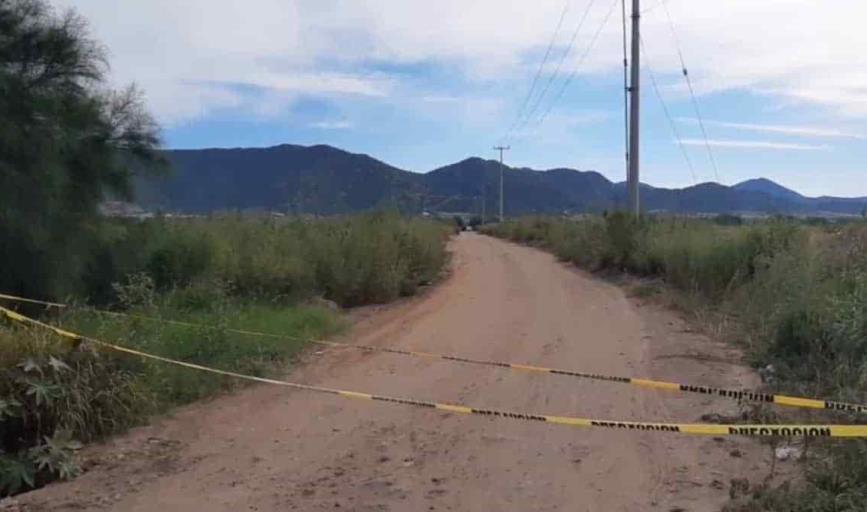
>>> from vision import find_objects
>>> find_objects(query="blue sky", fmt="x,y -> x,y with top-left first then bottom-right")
56,0 -> 867,197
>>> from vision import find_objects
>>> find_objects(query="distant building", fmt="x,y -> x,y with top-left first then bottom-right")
98,201 -> 154,220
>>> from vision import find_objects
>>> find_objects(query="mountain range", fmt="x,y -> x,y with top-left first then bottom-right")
134,143 -> 867,217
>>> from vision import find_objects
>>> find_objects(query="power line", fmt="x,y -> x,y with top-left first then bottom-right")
524,0 -> 619,138
640,35 -> 698,185
640,0 -> 669,15
621,0 -> 629,176
508,0 -> 598,142
501,0 -> 572,144
660,0 -> 720,183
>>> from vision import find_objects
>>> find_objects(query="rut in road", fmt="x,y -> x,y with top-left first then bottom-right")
8,233 -> 774,511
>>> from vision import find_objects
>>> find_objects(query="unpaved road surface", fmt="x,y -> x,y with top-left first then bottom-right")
8,233 -> 774,511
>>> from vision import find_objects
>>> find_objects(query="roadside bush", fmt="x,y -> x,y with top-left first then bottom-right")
146,228 -> 215,291
0,326 -> 147,496
304,213 -> 448,306
601,212 -> 641,269
486,216 -> 802,301
65,213 -> 451,307
725,442 -> 867,511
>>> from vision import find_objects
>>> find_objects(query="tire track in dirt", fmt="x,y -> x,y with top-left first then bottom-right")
5,233 -> 773,511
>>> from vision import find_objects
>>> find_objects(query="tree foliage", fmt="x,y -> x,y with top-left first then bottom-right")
0,0 -> 163,300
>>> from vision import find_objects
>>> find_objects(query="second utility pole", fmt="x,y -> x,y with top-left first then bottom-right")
493,145 -> 510,222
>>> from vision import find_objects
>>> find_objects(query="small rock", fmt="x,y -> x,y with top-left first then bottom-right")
758,364 -> 776,384
775,446 -> 802,461
729,449 -> 742,458
700,413 -> 728,423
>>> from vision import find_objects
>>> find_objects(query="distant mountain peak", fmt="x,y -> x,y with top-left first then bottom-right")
733,178 -> 804,201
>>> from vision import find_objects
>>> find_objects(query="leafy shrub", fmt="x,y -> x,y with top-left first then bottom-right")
112,272 -> 157,309
0,326 -> 147,496
602,212 -> 641,269
146,229 -> 215,290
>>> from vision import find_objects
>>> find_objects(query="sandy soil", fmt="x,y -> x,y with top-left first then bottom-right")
5,233 -> 777,511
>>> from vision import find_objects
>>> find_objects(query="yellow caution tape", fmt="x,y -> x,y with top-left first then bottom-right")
2,304 -> 866,438
2,293 -> 866,415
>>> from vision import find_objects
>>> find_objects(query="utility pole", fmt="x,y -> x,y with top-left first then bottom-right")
627,0 -> 641,216
493,145 -> 510,222
481,185 -> 486,223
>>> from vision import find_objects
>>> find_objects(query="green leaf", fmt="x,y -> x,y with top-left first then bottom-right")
24,380 -> 62,407
0,398 -> 22,420
0,455 -> 36,494
27,432 -> 82,480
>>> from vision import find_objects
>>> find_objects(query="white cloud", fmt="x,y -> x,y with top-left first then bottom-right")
635,0 -> 867,117
311,120 -> 353,130
677,118 -> 867,140
51,0 -> 867,124
245,72 -> 391,97
680,139 -> 830,151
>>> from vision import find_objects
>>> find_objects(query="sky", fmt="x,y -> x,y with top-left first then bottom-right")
53,0 -> 867,197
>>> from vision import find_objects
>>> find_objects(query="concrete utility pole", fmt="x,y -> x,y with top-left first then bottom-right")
493,145 -> 510,222
481,186 -> 486,222
627,0 -> 641,216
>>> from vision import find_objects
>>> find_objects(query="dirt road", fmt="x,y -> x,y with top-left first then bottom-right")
9,233 -> 773,511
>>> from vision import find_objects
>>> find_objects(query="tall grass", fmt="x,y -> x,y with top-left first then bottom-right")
1,212 -> 451,495
483,214 -> 799,301
83,212 -> 450,307
484,215 -> 867,510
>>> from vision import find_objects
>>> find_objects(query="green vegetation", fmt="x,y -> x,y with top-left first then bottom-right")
0,0 -> 164,303
0,1 -> 453,495
483,215 -> 867,511
61,296 -> 343,407
0,295 -> 343,495
82,213 -> 449,307
0,0 -> 161,493
0,213 -> 450,496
